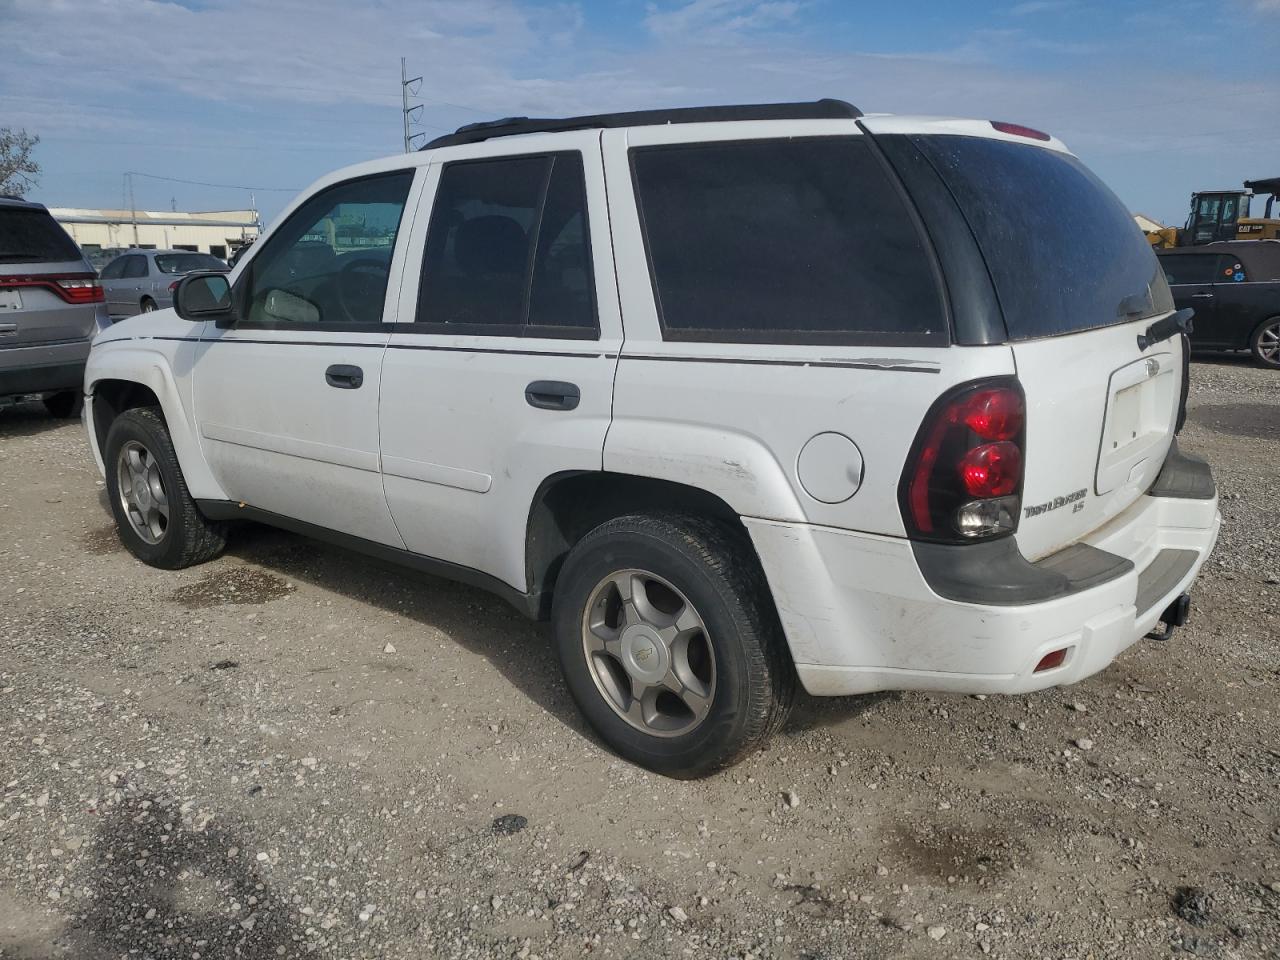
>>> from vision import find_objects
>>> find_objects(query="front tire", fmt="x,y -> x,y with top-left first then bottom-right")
551,513 -> 794,778
1250,317 -> 1280,369
104,406 -> 226,569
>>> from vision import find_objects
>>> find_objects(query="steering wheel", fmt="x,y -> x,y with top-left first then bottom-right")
335,257 -> 391,324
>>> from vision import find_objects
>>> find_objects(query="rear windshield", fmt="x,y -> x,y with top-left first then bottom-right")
154,253 -> 227,274
630,137 -> 946,345
909,135 -> 1173,340
0,206 -> 82,263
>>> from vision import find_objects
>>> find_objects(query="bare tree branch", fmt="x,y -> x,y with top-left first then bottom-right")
0,128 -> 41,197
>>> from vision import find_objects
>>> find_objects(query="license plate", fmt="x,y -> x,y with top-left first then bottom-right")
0,289 -> 22,312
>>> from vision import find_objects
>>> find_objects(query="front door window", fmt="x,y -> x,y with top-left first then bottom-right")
241,171 -> 414,327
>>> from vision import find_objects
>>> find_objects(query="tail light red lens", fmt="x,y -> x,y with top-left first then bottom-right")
899,379 -> 1026,543
0,273 -> 104,304
169,280 -> 181,293
959,441 -> 1021,498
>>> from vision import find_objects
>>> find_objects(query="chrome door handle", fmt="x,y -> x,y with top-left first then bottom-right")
1191,292 -> 1214,299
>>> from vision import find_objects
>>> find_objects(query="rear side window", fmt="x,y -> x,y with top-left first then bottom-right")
908,135 -> 1173,340
1158,254 -> 1219,286
630,137 -> 946,345
416,152 -> 597,338
0,207 -> 82,262
122,255 -> 149,279
155,253 -> 226,274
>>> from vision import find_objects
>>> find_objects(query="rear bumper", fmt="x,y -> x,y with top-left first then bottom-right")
0,340 -> 90,397
746,469 -> 1219,697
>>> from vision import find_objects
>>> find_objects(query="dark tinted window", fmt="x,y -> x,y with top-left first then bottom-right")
630,137 -> 945,344
155,253 -> 227,274
416,152 -> 596,337
909,135 -> 1173,340
244,171 -> 413,326
0,207 -> 81,262
1158,254 -> 1219,286
1215,255 -> 1247,283
123,255 -> 149,279
99,257 -> 126,280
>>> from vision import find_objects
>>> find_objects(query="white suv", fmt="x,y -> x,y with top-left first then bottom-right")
83,100 -> 1220,777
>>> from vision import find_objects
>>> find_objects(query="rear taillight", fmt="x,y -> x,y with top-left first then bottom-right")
0,273 -> 104,304
168,280 -> 181,293
899,379 -> 1026,543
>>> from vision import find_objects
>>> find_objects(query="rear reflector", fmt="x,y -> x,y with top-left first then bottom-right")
0,273 -> 104,304
990,120 -> 1051,142
1034,648 -> 1068,672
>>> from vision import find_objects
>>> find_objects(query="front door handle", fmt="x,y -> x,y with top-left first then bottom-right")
1191,292 -> 1214,299
325,364 -> 364,389
525,380 -> 580,411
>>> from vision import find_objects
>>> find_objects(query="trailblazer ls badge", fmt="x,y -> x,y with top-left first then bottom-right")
1023,487 -> 1088,519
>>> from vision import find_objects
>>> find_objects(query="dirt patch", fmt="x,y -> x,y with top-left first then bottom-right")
79,525 -> 122,556
888,822 -> 1023,883
168,566 -> 293,609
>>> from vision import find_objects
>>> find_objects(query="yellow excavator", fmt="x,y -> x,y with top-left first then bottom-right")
1141,177 -> 1280,248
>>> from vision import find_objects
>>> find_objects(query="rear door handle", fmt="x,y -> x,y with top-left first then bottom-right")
1191,292 -> 1214,299
525,380 -> 580,410
325,364 -> 364,389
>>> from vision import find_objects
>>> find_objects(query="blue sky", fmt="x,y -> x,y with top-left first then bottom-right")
2,0 -> 1278,225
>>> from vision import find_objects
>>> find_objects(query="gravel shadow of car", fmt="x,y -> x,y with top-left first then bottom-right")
222,523 -> 590,738
0,402 -> 72,440
17,793 -> 297,960
1187,402 -> 1279,441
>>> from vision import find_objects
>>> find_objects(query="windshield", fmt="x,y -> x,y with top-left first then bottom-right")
909,135 -> 1173,340
0,207 -> 82,262
154,253 -> 227,274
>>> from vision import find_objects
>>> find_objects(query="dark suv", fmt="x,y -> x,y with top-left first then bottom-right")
0,196 -> 107,416
1157,241 -> 1280,368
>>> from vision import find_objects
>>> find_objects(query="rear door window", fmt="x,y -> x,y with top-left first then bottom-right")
416,152 -> 597,338
629,137 -> 946,345
1159,254 -> 1219,286
0,206 -> 82,262
1215,255 -> 1247,283
123,255 -> 149,279
905,135 -> 1173,340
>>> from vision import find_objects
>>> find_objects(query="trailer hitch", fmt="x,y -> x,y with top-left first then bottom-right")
1145,593 -> 1191,642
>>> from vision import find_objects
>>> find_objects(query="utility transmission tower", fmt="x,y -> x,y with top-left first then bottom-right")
400,57 -> 424,153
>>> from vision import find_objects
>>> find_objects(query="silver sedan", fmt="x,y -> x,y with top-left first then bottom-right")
98,249 -> 228,320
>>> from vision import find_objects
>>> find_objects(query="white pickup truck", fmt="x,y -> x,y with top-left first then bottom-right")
83,100 -> 1220,777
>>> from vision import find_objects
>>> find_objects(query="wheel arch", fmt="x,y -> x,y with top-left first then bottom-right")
523,471 -> 757,619
86,347 -> 227,500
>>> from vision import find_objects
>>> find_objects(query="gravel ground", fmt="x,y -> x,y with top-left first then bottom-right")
0,356 -> 1277,960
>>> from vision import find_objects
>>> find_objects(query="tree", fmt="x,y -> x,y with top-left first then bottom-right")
0,128 -> 41,197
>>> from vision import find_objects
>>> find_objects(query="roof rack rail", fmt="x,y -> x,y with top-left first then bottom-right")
421,98 -> 862,150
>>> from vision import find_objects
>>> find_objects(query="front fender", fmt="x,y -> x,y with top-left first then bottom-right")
85,341 -> 228,502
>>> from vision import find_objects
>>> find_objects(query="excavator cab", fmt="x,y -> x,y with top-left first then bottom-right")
1180,189 -> 1250,245
1238,178 -> 1280,240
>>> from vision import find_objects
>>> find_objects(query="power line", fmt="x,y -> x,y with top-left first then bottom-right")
124,170 -> 300,192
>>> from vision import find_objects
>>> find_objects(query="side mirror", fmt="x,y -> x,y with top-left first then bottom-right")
173,272 -> 233,322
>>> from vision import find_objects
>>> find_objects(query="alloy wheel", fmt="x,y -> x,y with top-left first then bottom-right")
116,440 -> 169,544
581,569 -> 716,738
1258,321 -> 1280,365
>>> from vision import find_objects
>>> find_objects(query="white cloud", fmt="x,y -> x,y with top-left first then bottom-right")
644,0 -> 803,42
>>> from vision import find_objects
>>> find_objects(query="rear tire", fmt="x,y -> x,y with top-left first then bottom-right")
551,513 -> 794,778
1250,317 -> 1280,369
141,298 -> 157,313
104,406 -> 226,569
42,391 -> 82,419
